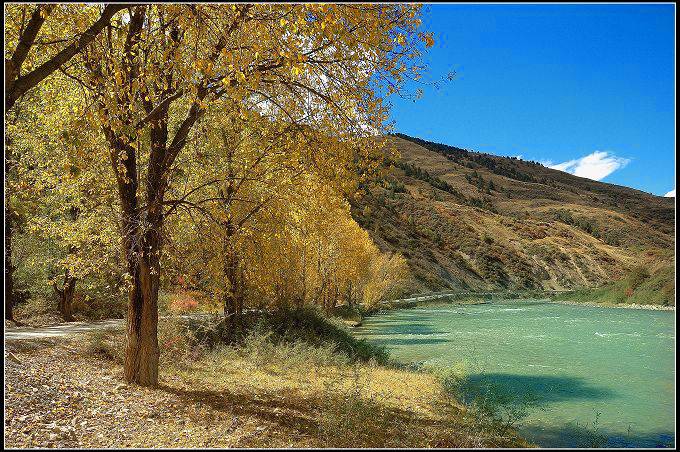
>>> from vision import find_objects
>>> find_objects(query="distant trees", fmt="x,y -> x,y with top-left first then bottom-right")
551,209 -> 624,246
4,4 -> 126,321
389,159 -> 498,213
392,160 -> 463,199
552,209 -> 600,238
395,133 -> 538,183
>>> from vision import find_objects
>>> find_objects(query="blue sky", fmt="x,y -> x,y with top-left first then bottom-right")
389,3 -> 676,197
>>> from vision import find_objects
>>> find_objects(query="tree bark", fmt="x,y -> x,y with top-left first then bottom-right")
109,131 -> 162,387
120,157 -> 165,386
123,230 -> 161,387
54,270 -> 76,322
222,220 -> 244,324
120,188 -> 162,386
346,281 -> 354,309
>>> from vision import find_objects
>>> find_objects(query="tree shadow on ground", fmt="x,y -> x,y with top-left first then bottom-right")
158,378 -> 517,448
160,383 -> 320,438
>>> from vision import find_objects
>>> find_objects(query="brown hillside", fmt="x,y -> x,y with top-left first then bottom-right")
351,135 -> 675,295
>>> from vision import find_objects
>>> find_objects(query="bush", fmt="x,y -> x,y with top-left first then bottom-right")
625,266 -> 649,291
219,329 -> 349,370
168,291 -> 200,313
258,306 -> 390,364
163,306 -> 390,365
13,296 -> 61,325
73,293 -> 125,320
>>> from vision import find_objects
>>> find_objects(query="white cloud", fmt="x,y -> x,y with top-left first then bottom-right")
664,189 -> 675,197
548,151 -> 631,181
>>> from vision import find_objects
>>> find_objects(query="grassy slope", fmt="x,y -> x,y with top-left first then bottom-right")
351,135 -> 674,304
554,250 -> 675,306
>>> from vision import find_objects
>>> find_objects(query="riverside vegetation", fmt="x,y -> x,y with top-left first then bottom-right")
5,307 -> 530,448
3,3 -> 674,449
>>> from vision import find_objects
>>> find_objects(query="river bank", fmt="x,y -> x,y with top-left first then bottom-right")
546,298 -> 675,311
352,300 -> 676,448
4,308 -> 530,448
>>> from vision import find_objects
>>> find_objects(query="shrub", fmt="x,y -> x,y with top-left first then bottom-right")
73,293 -> 125,320
318,367 -> 409,447
13,296 -> 61,325
226,329 -> 349,370
168,291 -> 199,313
261,306 -> 390,364
625,266 -> 649,290
162,306 -> 390,365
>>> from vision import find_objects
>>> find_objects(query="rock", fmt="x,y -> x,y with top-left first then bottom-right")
115,383 -> 127,391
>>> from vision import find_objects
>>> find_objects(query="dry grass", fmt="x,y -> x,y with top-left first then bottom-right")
353,135 -> 674,293
4,316 -> 530,448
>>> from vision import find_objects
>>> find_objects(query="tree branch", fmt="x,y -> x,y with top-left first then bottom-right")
6,4 -> 126,111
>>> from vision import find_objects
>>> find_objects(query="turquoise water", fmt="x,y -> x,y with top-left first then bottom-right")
353,300 -> 675,448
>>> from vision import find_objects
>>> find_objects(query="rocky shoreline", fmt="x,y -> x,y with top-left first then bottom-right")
547,299 -> 675,311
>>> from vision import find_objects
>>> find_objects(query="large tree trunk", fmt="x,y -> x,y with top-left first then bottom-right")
123,242 -> 160,387
54,270 -> 76,322
113,133 -> 162,387
122,205 -> 162,387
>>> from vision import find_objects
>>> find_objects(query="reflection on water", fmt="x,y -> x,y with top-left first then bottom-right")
353,300 -> 675,448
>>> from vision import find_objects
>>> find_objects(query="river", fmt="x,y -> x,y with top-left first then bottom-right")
353,299 -> 675,448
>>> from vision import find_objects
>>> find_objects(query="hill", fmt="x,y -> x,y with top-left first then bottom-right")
351,134 -> 675,304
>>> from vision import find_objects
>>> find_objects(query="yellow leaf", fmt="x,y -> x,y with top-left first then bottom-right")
424,34 -> 435,48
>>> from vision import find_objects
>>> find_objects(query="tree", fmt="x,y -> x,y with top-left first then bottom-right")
164,105 -> 309,322
7,76 -> 121,323
4,3 -> 126,111
58,3 -> 431,386
4,4 -> 125,321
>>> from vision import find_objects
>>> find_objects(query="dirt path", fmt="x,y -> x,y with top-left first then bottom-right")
4,313 -> 220,342
4,319 -> 124,341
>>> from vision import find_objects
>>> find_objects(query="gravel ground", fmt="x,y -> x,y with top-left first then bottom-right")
4,340 -> 314,448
